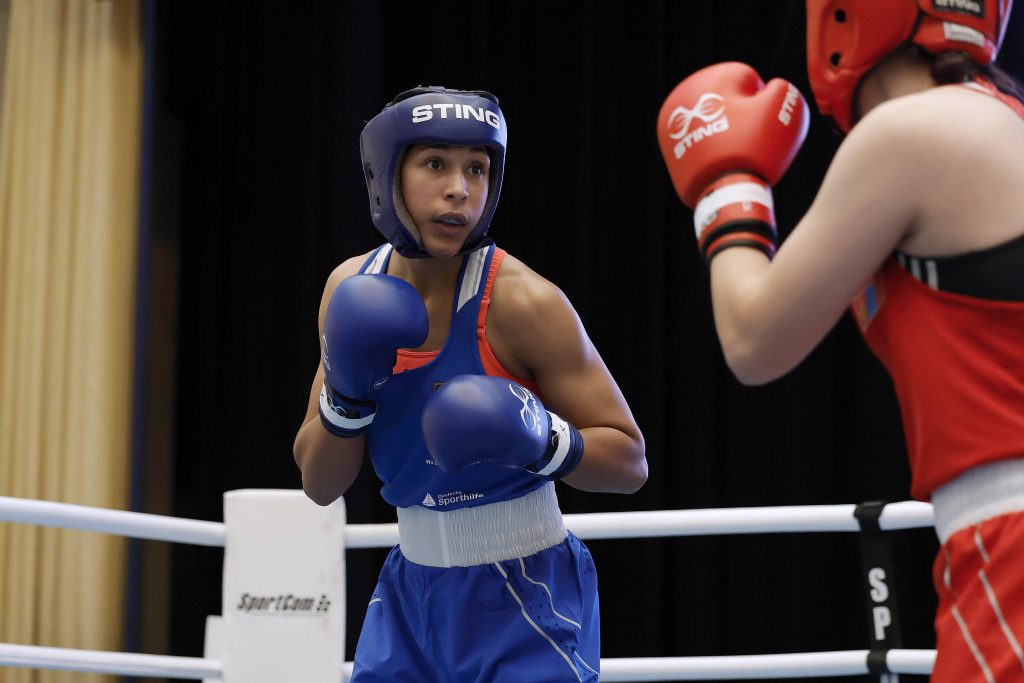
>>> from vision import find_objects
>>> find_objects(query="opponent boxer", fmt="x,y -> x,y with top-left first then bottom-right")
657,2 -> 1024,680
294,86 -> 646,682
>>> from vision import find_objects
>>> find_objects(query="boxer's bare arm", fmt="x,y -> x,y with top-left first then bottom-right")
293,254 -> 374,506
708,97 -> 933,384
486,255 -> 647,494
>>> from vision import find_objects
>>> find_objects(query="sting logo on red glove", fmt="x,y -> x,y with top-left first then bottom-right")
666,92 -> 728,159
657,62 -> 810,263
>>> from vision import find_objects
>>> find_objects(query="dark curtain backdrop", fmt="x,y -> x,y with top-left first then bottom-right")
145,2 -> 1024,681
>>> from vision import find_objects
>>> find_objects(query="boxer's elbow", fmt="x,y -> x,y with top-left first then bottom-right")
721,335 -> 790,386
298,462 -> 357,507
609,430 -> 648,494
304,488 -> 338,507
625,431 -> 648,493
293,431 -> 359,506
622,455 -> 648,494
296,457 -> 341,506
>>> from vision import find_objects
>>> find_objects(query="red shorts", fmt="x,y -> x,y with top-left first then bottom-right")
932,510 -> 1024,682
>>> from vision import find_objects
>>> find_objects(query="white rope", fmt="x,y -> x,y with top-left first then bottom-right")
1,643 -> 934,680
0,643 -> 220,679
596,649 -> 937,680
0,496 -> 225,546
1,495 -> 934,549
886,648 -> 937,674
345,522 -> 400,548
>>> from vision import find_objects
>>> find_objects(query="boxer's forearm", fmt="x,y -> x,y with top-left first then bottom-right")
560,426 -> 647,494
293,417 -> 365,506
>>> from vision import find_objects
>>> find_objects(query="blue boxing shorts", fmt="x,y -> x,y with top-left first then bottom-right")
350,530 -> 599,682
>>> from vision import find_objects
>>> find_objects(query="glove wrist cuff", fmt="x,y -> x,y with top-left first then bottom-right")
527,412 -> 584,481
694,173 -> 777,263
318,383 -> 377,438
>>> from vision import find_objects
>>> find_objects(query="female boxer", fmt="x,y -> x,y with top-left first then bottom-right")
658,2 -> 1024,680
295,86 -> 646,682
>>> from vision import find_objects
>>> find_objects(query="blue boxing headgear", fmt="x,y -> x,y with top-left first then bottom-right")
360,86 -> 507,258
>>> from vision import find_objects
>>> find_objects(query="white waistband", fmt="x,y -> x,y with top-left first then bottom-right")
396,483 -> 567,567
931,458 -> 1024,544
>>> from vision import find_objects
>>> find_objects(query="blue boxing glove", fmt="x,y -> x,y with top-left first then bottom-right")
319,274 -> 429,437
421,375 -> 584,480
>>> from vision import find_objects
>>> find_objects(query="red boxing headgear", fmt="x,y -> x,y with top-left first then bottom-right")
807,0 -> 1013,132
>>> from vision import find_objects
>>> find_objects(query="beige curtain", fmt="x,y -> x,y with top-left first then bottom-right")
0,1 -> 142,681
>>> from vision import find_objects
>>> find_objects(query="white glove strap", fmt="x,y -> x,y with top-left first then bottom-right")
534,411 -> 572,477
319,384 -> 375,431
693,181 -> 774,239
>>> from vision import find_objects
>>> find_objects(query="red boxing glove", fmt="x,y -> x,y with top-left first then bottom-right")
657,62 -> 809,262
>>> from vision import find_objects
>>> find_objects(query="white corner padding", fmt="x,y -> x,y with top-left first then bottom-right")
204,490 -> 346,682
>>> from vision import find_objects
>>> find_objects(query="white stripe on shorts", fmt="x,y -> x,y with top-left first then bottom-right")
974,530 -> 1024,671
951,604 -> 996,683
494,562 -> 582,682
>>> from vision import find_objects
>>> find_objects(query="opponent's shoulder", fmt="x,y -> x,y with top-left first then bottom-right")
824,86 -> 1004,211
848,85 -> 1023,161
913,83 -> 1024,126
841,94 -> 943,160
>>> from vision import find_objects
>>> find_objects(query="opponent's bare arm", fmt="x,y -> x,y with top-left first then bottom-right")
293,253 -> 373,505
708,97 -> 937,384
487,256 -> 647,493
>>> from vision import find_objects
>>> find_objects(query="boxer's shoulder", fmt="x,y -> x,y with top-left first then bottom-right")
319,253 -> 378,327
850,86 -> 1022,160
486,253 -> 584,380
489,254 -> 573,329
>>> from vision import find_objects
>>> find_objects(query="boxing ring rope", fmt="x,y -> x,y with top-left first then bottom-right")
0,643 -> 937,680
0,495 -> 934,546
0,494 -> 937,680
0,495 -> 225,546
0,643 -> 222,679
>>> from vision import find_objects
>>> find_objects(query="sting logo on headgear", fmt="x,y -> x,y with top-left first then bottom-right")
666,93 -> 730,159
933,0 -> 985,18
359,86 -> 508,259
410,103 -> 502,129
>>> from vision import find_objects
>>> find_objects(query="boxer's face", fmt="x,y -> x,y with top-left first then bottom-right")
399,143 -> 490,259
